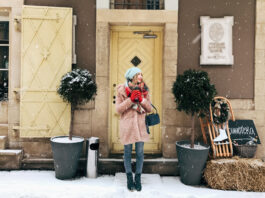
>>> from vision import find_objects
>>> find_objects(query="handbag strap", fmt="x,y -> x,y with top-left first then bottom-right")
151,103 -> 158,113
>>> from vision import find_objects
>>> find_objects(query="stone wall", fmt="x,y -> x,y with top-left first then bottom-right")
1,1 -> 264,163
251,0 -> 265,159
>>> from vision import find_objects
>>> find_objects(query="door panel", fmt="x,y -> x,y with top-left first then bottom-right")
20,6 -> 72,137
110,26 -> 163,153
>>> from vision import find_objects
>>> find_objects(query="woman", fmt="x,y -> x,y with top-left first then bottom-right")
115,67 -> 152,191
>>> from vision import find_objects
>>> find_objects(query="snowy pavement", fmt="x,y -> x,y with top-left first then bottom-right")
0,171 -> 264,198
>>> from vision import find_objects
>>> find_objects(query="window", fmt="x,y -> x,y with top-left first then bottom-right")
0,13 -> 9,101
110,0 -> 164,10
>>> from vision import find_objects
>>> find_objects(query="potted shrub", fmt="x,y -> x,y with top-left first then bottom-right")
50,68 -> 97,179
172,69 -> 216,185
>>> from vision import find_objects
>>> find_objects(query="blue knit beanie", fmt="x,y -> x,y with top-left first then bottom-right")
125,67 -> 142,81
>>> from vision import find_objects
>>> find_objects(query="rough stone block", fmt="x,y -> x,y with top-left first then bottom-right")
7,106 -> 19,124
162,142 -> 177,158
164,46 -> 178,60
22,141 -> 52,158
97,10 -> 178,24
163,126 -> 189,144
255,63 -> 265,80
0,136 -> 7,149
0,149 -> 23,170
164,28 -> 178,47
229,99 -> 254,110
256,24 -> 262,34
77,100 -> 95,110
163,76 -> 176,93
99,142 -> 110,158
256,34 -> 265,49
255,79 -> 265,96
255,50 -> 264,64
163,58 -> 177,77
73,109 -> 91,124
233,110 -> 265,127
165,23 -> 178,32
0,127 -> 8,136
96,23 -> 109,77
257,24 -> 265,34
73,123 -> 92,139
163,91 -> 176,110
92,77 -> 109,131
91,124 -> 108,144
163,109 -> 191,127
256,6 -> 265,24
255,96 -> 265,110
0,102 -> 8,123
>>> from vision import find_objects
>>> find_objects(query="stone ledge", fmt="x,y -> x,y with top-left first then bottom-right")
21,157 -> 179,176
0,149 -> 23,170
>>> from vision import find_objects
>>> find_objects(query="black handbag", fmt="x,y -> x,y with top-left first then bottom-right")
145,104 -> 160,134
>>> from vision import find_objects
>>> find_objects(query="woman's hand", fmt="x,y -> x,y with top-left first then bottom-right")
136,91 -> 143,102
130,90 -> 142,102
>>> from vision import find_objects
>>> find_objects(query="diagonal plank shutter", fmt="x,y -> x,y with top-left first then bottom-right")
20,6 -> 72,137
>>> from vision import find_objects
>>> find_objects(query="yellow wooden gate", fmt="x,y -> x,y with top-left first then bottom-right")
20,6 -> 72,137
110,26 -> 163,153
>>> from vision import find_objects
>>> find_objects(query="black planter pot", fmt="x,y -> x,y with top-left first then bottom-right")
176,140 -> 210,185
50,136 -> 84,180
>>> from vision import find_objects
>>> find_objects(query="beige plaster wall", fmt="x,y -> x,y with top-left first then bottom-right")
96,9 -> 178,157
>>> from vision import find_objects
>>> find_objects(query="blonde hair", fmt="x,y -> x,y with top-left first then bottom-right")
130,73 -> 149,91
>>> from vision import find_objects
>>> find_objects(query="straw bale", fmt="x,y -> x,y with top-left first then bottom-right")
204,157 -> 265,192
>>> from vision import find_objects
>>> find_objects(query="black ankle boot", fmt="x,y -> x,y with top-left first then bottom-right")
126,173 -> 134,191
134,173 -> 142,191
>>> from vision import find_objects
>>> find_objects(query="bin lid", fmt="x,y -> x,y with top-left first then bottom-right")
87,137 -> 99,143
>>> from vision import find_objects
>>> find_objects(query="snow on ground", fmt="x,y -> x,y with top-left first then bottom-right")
0,171 -> 264,198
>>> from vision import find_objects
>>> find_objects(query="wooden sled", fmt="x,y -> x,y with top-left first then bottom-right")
199,96 -> 235,158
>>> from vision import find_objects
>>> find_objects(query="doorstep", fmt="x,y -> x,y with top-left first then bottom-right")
21,157 -> 179,176
99,157 -> 179,176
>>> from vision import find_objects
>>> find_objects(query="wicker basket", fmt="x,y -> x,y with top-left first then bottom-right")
233,144 -> 257,158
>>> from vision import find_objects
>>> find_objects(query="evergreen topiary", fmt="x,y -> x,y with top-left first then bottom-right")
57,68 -> 97,140
172,69 -> 216,148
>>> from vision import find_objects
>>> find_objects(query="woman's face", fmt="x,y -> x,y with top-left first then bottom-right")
132,73 -> 143,84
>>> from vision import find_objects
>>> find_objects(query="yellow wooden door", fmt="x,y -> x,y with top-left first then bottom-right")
20,6 -> 72,137
110,26 -> 163,153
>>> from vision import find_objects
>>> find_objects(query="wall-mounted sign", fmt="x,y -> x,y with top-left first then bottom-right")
200,16 -> 234,65
229,120 -> 261,145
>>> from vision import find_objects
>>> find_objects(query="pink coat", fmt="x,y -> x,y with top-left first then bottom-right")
115,84 -> 152,145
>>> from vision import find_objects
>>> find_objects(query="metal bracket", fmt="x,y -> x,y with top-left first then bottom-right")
14,16 -> 21,32
13,126 -> 50,131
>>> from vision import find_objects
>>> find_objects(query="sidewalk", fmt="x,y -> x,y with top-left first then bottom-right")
0,171 -> 264,198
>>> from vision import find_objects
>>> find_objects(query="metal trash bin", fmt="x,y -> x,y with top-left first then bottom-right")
86,137 -> 99,178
